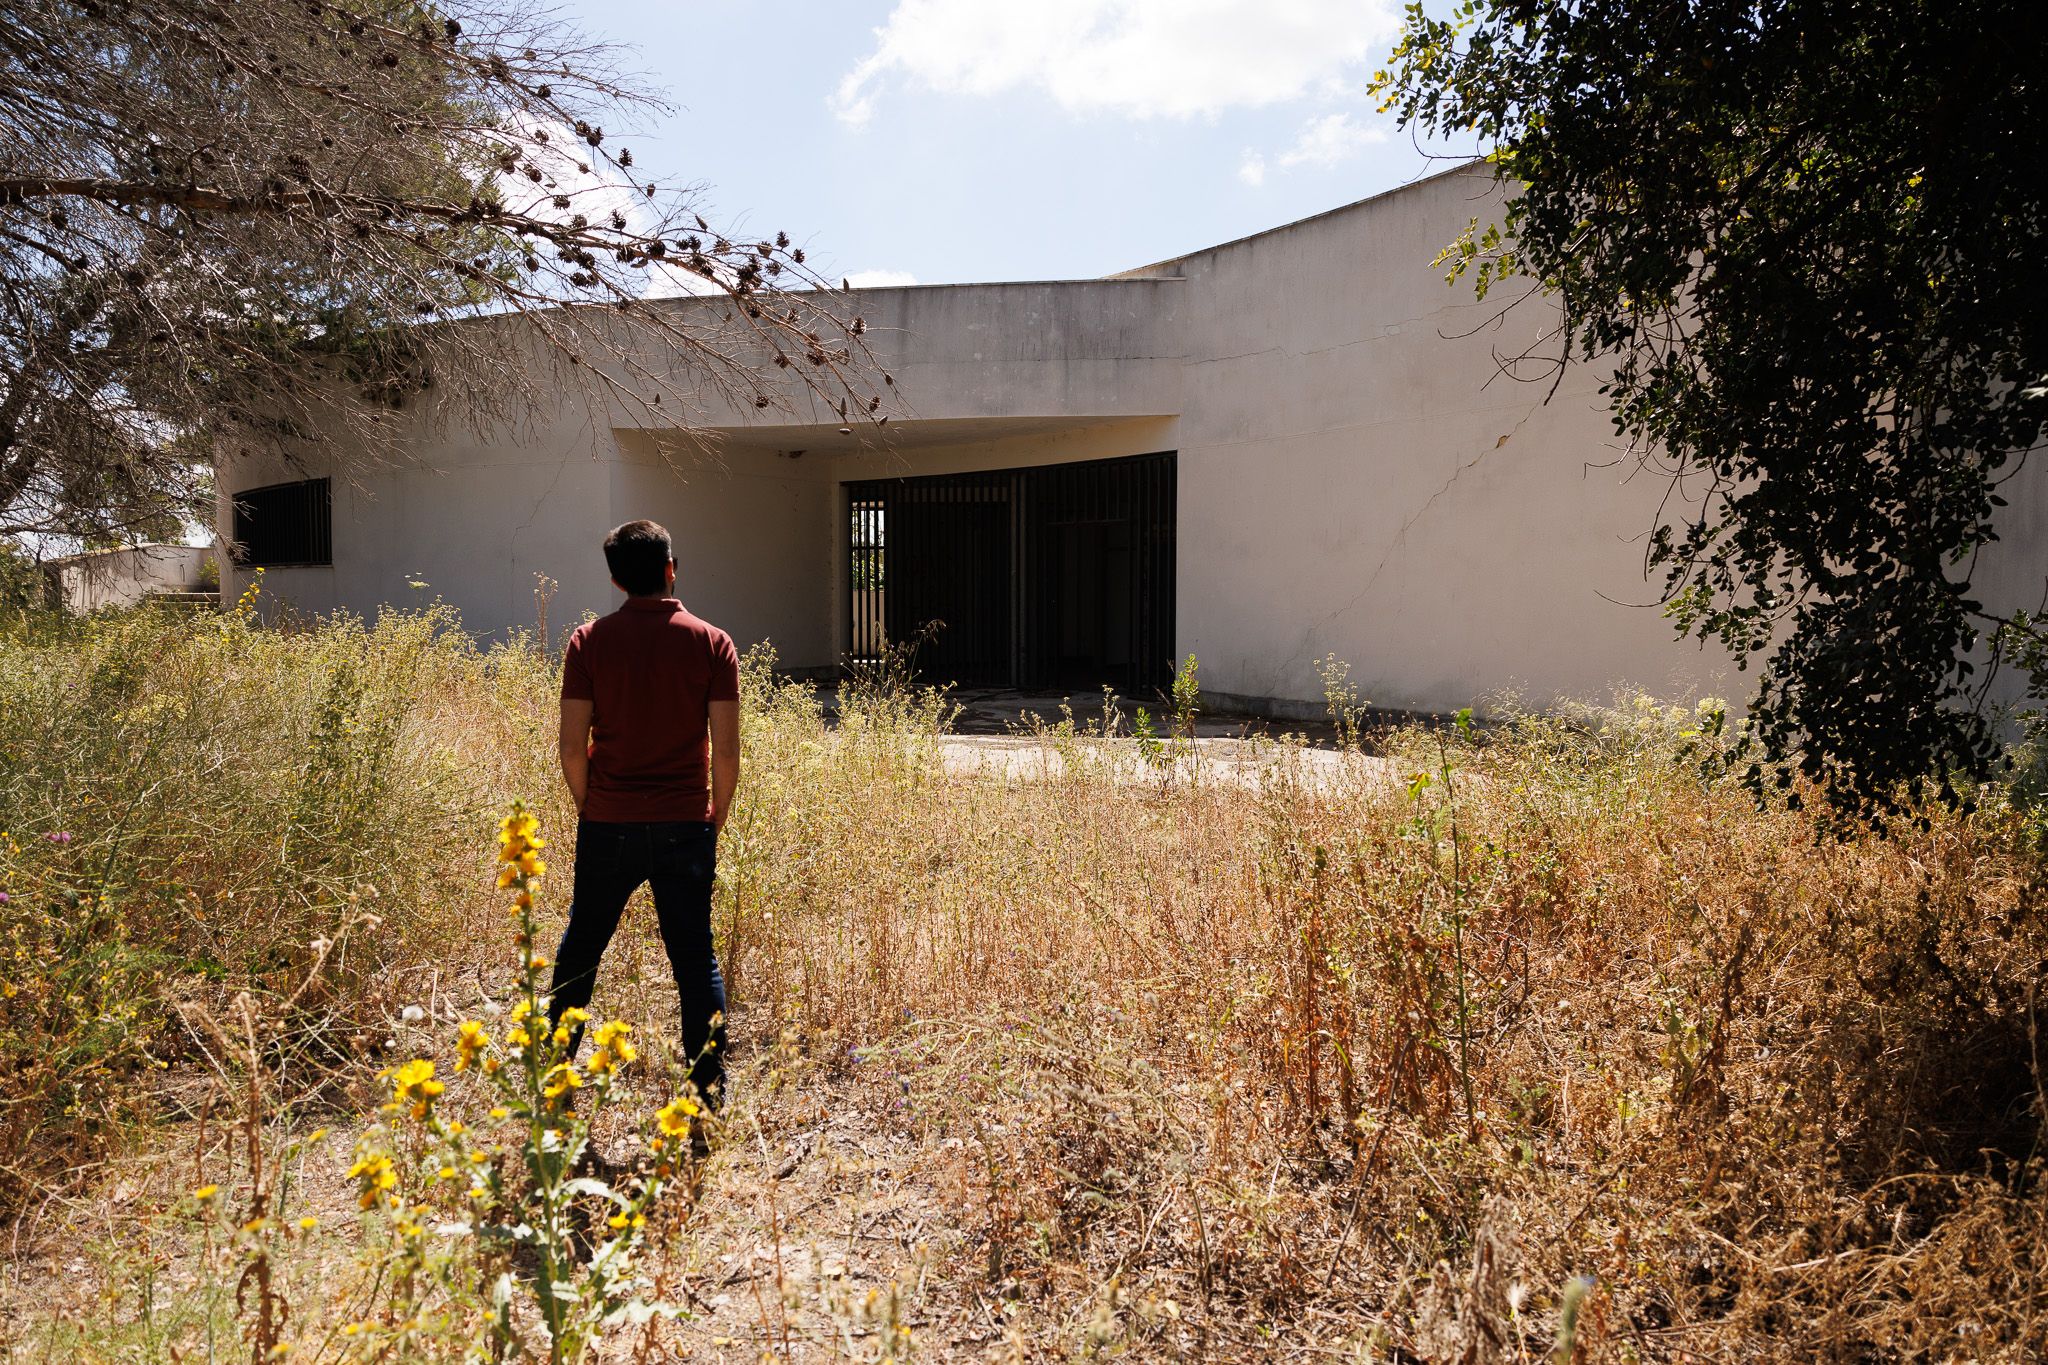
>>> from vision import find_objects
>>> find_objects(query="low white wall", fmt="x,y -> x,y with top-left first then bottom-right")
52,545 -> 213,612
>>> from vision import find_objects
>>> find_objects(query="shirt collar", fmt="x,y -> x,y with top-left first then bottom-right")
621,596 -> 683,613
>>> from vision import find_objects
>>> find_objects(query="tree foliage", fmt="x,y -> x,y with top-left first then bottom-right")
1374,0 -> 2048,820
0,0 -> 880,543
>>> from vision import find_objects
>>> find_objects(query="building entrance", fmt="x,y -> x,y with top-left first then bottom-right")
846,451 -> 1176,694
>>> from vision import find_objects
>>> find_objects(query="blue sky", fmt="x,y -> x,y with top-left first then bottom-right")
553,1 -> 1467,287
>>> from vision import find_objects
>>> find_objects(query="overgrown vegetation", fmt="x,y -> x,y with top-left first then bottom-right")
2,602 -> 2044,1360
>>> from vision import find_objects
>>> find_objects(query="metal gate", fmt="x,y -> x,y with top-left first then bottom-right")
845,451 -> 1176,694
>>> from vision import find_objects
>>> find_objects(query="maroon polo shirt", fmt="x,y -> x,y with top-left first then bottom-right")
560,597 -> 740,824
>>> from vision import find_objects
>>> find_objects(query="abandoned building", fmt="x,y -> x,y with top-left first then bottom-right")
213,165 -> 2046,718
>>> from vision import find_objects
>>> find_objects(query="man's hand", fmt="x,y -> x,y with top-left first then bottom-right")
560,697 -> 594,815
709,698 -> 740,832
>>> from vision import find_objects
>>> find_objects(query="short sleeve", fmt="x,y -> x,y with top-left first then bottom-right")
560,626 -> 595,701
706,630 -> 740,702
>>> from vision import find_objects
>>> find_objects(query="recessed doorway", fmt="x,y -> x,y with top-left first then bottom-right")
846,451 -> 1176,694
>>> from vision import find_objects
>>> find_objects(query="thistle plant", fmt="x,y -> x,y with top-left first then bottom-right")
339,801 -> 700,1363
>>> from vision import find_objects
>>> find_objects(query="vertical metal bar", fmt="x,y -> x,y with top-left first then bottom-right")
938,478 -> 950,677
844,490 -> 851,663
1148,455 -> 1160,690
1149,455 -> 1160,687
847,488 -> 858,665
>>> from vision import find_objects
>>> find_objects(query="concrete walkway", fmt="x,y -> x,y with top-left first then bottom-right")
819,683 -> 1404,789
931,732 -> 1399,790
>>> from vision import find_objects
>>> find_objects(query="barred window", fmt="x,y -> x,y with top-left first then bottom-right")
230,478 -> 332,567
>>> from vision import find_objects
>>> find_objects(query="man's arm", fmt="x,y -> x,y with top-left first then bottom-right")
560,697 -> 594,814
709,698 -> 740,832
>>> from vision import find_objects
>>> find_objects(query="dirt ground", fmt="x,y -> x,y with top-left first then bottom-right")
1,1003 -> 1349,1362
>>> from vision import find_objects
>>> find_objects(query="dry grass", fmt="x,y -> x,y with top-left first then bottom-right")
1,606 -> 2043,1361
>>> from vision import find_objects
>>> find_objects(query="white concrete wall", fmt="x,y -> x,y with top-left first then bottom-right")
1963,453 -> 2048,714
51,544 -> 213,612
217,169 -> 2048,722
1162,168 -> 1735,713
630,279 -> 1184,431
219,402 -> 619,641
611,432 -> 839,668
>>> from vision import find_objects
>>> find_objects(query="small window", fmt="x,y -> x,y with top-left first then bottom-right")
231,478 -> 332,567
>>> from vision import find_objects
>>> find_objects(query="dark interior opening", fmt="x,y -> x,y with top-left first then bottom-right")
230,478 -> 332,567
846,451 -> 1175,694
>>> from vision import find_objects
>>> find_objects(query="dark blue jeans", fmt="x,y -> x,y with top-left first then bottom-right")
549,819 -> 727,1100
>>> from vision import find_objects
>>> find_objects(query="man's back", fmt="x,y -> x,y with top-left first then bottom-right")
561,597 -> 739,824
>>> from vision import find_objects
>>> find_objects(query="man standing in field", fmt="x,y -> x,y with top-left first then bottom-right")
551,519 -> 740,1109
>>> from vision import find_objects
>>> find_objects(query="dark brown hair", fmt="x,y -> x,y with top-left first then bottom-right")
603,520 -> 672,597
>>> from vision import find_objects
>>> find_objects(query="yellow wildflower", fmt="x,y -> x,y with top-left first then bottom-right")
590,1021 -> 637,1075
347,1153 -> 397,1209
192,1183 -> 220,1202
655,1096 -> 700,1138
542,1063 -> 583,1100
298,1217 -> 318,1231
454,1020 -> 489,1071
390,1058 -> 444,1117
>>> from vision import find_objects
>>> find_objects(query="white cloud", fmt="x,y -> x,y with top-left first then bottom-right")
499,119 -> 661,239
490,119 -> 718,298
843,269 -> 921,289
1239,111 -> 1388,187
1275,111 -> 1386,168
832,0 -> 1399,125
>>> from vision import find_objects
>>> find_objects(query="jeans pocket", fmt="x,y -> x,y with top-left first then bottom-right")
653,822 -> 717,881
